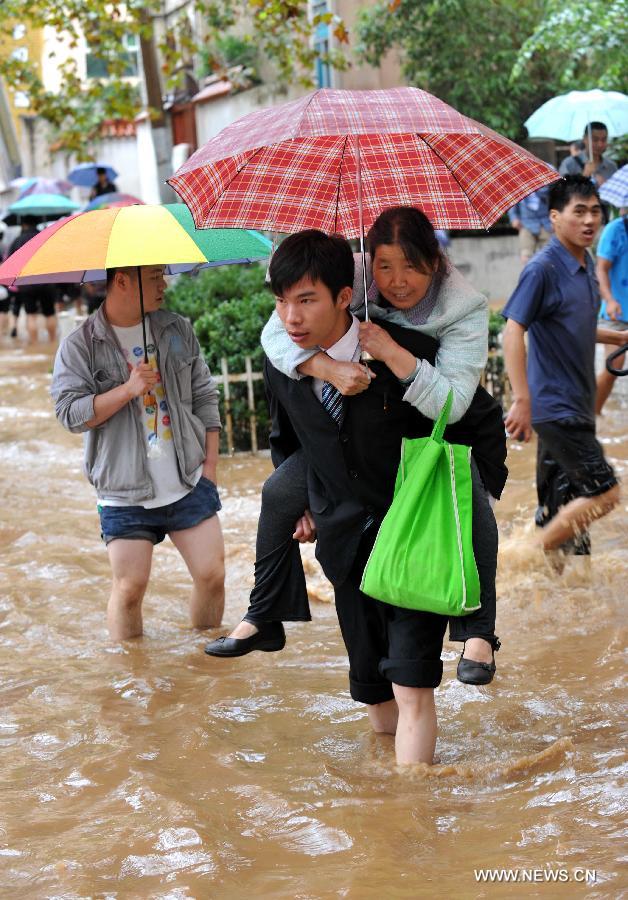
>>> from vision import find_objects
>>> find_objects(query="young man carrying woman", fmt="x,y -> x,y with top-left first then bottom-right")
206,208 -> 507,688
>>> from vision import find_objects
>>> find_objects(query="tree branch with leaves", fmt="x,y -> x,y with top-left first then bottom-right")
511,0 -> 628,92
0,0 -> 348,158
355,0 -> 569,140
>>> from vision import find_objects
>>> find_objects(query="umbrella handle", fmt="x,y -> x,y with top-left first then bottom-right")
137,265 -> 148,363
606,341 -> 628,377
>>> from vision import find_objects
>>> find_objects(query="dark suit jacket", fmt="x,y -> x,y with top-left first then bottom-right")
265,319 -> 507,586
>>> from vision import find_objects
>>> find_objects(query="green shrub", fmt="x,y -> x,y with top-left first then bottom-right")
488,309 -> 505,350
198,35 -> 260,81
486,309 -> 508,405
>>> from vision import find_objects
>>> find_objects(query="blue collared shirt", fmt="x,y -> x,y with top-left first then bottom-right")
597,215 -> 628,313
502,236 -> 600,424
507,187 -> 553,236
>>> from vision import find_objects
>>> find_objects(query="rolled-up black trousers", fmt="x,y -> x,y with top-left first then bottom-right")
245,450 -> 498,644
244,450 -> 312,623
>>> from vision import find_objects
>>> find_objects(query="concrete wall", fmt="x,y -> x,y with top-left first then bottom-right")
0,82 -> 20,192
46,135 -> 143,203
448,234 -> 521,305
100,132 -> 144,200
334,0 -> 402,90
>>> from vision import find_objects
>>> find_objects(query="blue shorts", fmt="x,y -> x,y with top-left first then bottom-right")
98,477 -> 222,546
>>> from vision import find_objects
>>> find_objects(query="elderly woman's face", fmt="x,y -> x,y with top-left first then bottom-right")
372,244 -> 434,309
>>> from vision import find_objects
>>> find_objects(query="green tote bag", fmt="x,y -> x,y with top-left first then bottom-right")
360,391 -> 481,617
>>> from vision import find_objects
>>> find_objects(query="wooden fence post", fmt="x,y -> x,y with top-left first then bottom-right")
220,357 -> 235,455
245,355 -> 258,453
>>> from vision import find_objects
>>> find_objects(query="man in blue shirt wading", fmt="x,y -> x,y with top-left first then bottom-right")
502,176 -> 626,558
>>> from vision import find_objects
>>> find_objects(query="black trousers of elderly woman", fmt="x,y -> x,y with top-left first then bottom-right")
244,449 -> 498,645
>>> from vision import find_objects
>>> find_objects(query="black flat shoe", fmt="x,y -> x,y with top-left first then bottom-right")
457,638 -> 501,686
204,621 -> 286,658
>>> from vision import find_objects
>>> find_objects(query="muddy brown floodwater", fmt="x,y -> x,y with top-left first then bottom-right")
0,341 -> 626,899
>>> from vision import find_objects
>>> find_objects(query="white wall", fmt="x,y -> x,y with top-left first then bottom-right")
449,234 -> 521,304
97,135 -> 143,198
135,119 -> 161,204
47,135 -> 143,204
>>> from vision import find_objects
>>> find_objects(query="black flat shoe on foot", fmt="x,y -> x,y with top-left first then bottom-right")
204,621 -> 286,658
457,638 -> 501,686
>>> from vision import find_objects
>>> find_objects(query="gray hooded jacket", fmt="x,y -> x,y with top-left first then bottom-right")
51,305 -> 221,503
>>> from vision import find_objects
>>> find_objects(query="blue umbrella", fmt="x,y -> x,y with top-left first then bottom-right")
67,162 -> 118,187
525,89 -> 628,141
599,165 -> 628,209
2,193 -> 81,225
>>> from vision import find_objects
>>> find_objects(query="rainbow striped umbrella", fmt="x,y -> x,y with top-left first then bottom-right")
0,204 -> 272,286
0,203 -> 272,359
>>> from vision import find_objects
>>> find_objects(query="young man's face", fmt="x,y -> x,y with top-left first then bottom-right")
550,194 -> 603,251
588,128 -> 608,161
139,266 -> 167,311
121,265 -> 167,311
275,276 -> 352,350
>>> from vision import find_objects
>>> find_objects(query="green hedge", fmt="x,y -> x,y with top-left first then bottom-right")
165,264 -> 274,452
486,309 -> 508,405
488,309 -> 505,349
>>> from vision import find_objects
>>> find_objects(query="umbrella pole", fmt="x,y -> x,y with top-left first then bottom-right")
587,122 -> 593,163
355,135 -> 370,322
137,265 -> 148,363
355,135 -> 375,365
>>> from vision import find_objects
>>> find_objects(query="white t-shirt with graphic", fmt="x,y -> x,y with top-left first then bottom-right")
99,319 -> 201,508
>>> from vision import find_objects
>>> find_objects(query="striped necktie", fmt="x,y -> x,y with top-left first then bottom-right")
321,380 -> 345,426
321,380 -> 374,533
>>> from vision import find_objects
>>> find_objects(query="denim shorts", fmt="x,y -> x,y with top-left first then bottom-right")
98,477 -> 222,546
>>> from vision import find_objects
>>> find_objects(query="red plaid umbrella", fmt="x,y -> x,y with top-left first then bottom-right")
168,86 -> 559,237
